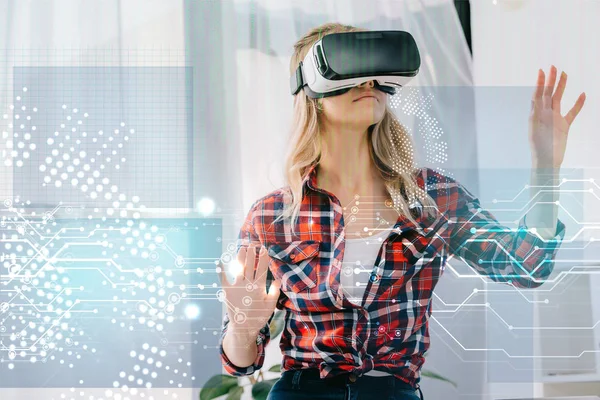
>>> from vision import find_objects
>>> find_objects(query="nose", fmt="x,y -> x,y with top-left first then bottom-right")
358,80 -> 375,88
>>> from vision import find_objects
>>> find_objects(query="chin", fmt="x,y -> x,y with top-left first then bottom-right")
352,112 -> 385,126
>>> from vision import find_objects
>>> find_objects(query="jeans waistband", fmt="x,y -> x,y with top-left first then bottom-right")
285,368 -> 424,399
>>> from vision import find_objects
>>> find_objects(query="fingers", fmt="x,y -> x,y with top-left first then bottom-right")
265,279 -> 281,312
565,92 -> 586,126
533,66 -> 582,119
268,278 -> 281,299
235,245 -> 248,284
218,260 -> 230,288
552,71 -> 567,113
532,69 -> 545,114
244,244 -> 258,282
254,246 -> 270,295
236,244 -> 247,268
542,65 -> 557,108
218,262 -> 237,313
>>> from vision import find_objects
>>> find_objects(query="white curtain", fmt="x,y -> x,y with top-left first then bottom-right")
473,0 -> 600,398
0,1 -> 197,399
0,0 -> 190,211
185,1 -> 486,399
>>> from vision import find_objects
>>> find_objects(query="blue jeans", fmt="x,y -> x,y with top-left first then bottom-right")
266,368 -> 424,400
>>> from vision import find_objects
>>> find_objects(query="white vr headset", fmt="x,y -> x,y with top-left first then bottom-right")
290,30 -> 421,99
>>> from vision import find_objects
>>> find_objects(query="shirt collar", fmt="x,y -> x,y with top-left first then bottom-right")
302,163 -> 320,195
301,163 -> 433,236
301,163 -> 421,210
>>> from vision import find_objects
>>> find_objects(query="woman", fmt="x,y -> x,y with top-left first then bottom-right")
218,22 -> 585,400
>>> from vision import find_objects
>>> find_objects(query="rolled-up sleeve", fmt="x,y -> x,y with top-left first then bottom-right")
218,199 -> 273,376
447,179 -> 566,289
218,310 -> 273,376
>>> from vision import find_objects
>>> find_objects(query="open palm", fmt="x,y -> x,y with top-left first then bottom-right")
529,65 -> 586,168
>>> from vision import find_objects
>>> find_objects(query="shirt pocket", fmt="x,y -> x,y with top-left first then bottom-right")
267,240 -> 321,293
385,235 -> 445,281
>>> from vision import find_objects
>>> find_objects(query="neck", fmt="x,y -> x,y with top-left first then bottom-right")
316,129 -> 387,197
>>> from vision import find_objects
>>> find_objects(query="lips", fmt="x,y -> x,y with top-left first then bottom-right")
355,96 -> 377,101
354,91 -> 379,101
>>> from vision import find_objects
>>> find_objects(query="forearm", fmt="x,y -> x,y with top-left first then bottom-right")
222,326 -> 260,369
526,165 -> 560,240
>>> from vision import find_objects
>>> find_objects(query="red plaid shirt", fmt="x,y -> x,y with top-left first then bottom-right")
219,164 -> 566,387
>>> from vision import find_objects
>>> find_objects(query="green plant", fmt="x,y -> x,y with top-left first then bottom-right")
201,311 -> 457,400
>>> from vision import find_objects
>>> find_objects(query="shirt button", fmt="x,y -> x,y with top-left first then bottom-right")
290,253 -> 295,259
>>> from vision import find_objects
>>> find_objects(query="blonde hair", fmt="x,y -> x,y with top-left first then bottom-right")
273,22 -> 438,236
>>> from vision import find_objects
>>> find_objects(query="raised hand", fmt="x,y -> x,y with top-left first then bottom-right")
529,65 -> 586,168
218,243 -> 281,337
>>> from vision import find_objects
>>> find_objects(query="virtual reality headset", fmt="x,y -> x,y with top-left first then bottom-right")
290,30 -> 421,99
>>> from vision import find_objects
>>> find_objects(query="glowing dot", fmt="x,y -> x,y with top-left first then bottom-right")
184,304 -> 200,319
197,198 -> 216,216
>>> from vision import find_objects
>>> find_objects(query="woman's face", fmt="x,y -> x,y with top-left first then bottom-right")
318,80 -> 387,129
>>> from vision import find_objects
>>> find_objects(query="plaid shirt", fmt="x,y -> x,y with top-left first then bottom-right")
219,164 -> 566,387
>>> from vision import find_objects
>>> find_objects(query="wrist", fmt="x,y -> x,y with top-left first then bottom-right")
531,164 -> 561,175
228,325 -> 260,342
531,159 -> 561,170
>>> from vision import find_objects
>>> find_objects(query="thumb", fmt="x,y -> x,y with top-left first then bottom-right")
266,279 -> 281,304
218,261 -> 229,288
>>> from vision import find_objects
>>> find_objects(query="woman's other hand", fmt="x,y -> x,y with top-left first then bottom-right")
529,65 -> 586,168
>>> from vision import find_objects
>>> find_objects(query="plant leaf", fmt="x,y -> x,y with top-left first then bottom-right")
421,369 -> 457,388
225,386 -> 243,400
199,374 -> 239,400
251,378 -> 279,400
268,364 -> 281,373
268,310 -> 285,339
